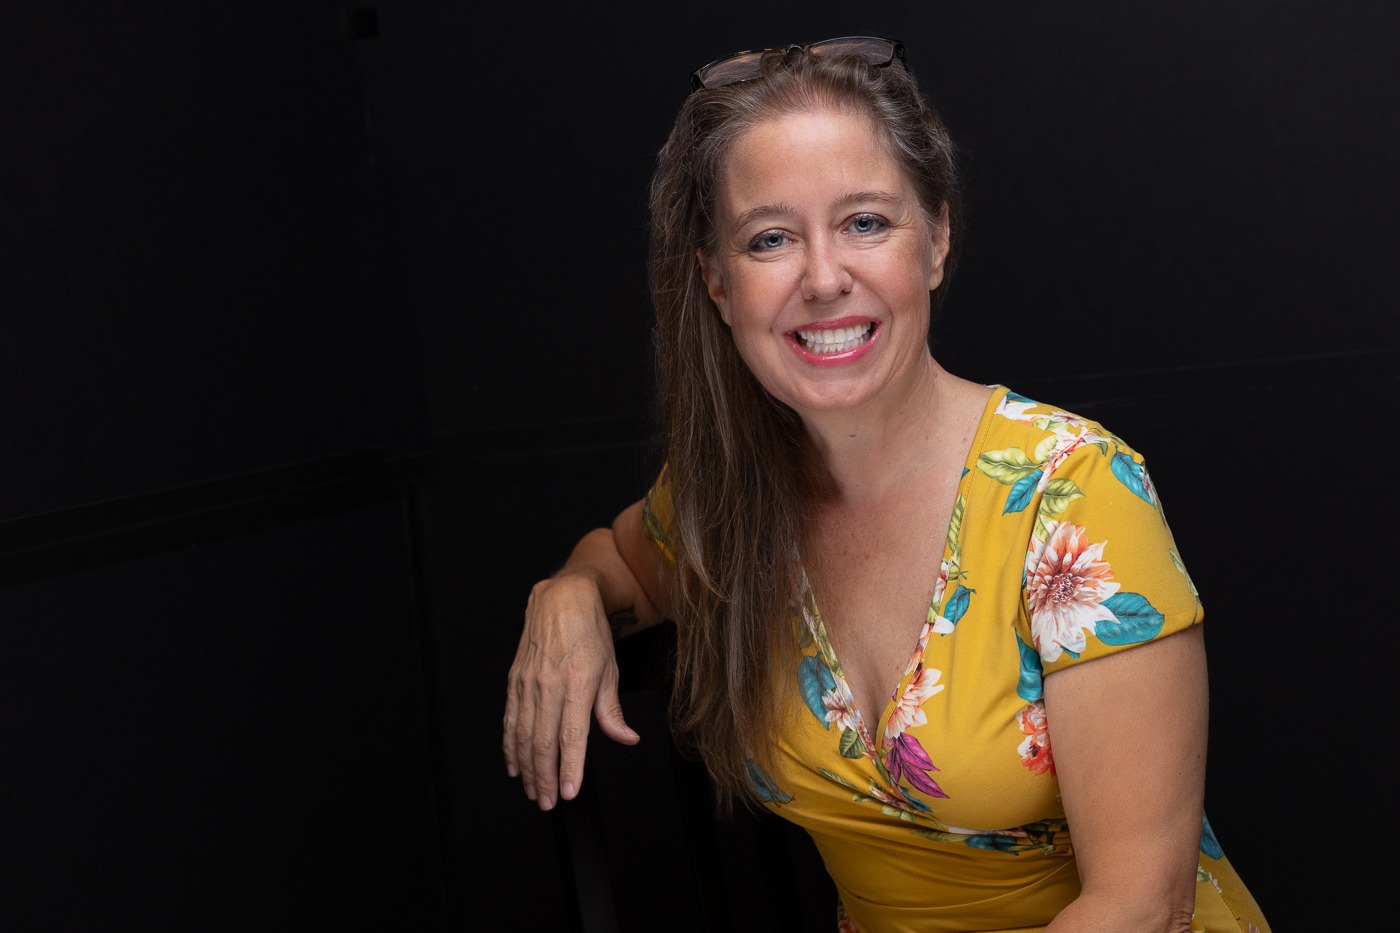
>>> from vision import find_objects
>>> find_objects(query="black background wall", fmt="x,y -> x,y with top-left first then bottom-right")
3,2 -> 1395,930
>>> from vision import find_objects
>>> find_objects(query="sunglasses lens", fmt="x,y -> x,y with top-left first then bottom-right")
809,37 -> 896,66
695,50 -> 768,90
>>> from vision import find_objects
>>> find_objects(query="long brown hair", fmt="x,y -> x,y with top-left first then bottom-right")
647,43 -> 963,812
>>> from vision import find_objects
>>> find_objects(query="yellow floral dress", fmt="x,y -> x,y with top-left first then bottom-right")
642,385 -> 1270,933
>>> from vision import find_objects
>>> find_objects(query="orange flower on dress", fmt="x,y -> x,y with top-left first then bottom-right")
1017,701 -> 1054,775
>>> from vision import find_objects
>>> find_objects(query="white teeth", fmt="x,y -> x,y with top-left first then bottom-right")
795,323 -> 873,354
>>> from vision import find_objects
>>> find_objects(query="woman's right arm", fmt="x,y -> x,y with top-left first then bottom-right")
502,499 -> 672,811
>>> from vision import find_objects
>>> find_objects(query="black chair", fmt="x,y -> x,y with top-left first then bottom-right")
552,623 -> 837,933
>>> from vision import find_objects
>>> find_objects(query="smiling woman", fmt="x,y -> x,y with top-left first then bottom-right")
503,35 -> 1271,933
698,107 -> 945,404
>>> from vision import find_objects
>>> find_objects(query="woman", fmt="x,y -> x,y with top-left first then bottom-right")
504,36 -> 1269,932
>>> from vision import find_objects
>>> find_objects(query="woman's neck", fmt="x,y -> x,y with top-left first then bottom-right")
803,355 -> 966,502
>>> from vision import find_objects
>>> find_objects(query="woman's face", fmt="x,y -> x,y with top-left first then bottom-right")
699,106 -> 948,421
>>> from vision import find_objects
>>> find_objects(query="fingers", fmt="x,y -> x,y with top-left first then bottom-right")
527,660 -> 584,810
509,652 -> 607,810
593,683 -> 641,748
503,651 -> 542,799
550,683 -> 597,807
504,667 -> 638,810
504,574 -> 636,810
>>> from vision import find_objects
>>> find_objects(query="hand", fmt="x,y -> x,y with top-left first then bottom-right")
503,571 -> 640,810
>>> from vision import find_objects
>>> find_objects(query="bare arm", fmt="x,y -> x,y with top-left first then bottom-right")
1043,625 -> 1208,933
502,499 -> 672,810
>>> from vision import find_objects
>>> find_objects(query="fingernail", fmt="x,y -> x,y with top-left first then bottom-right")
561,782 -> 576,800
506,764 -> 518,778
539,795 -> 554,811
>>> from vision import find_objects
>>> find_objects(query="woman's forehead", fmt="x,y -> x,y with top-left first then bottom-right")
717,109 -> 908,198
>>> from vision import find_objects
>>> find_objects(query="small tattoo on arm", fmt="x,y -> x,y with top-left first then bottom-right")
608,605 -> 640,640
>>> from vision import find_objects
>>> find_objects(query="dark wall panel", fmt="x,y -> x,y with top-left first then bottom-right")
0,500 -> 446,931
0,2 -> 424,522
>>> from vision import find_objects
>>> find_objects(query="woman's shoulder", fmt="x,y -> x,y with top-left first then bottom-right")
981,386 -> 1140,458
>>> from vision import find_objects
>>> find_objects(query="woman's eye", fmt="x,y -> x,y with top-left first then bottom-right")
748,230 -> 789,252
849,213 -> 887,235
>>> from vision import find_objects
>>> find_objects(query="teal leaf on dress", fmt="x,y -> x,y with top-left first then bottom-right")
1200,812 -> 1223,859
1110,451 -> 1155,505
967,834 -> 1024,854
1098,592 -> 1165,645
1016,636 -> 1044,702
944,584 -> 973,627
1004,470 -> 1040,514
797,656 -> 837,724
895,787 -> 934,813
745,760 -> 793,804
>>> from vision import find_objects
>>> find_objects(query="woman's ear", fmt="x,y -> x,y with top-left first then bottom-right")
697,249 -> 732,326
926,203 -> 951,291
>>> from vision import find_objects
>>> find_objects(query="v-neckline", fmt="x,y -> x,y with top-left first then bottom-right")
792,384 -> 1007,750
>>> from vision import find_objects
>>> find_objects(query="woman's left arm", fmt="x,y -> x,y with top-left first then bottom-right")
1043,624 -> 1208,933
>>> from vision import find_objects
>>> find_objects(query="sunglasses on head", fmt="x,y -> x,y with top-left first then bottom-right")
689,36 -> 906,92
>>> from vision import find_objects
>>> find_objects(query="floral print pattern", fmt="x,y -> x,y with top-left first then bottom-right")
642,386 -> 1267,932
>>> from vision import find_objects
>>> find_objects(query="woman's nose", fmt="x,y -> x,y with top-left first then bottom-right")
801,238 -> 853,300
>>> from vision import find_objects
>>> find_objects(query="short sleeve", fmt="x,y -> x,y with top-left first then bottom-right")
1016,433 -> 1203,676
640,462 -> 677,567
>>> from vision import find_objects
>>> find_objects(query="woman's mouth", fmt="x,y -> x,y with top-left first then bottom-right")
794,323 -> 874,354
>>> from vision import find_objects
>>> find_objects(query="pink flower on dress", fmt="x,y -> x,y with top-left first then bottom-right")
885,731 -> 947,798
1025,520 -> 1119,661
1017,701 -> 1055,775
